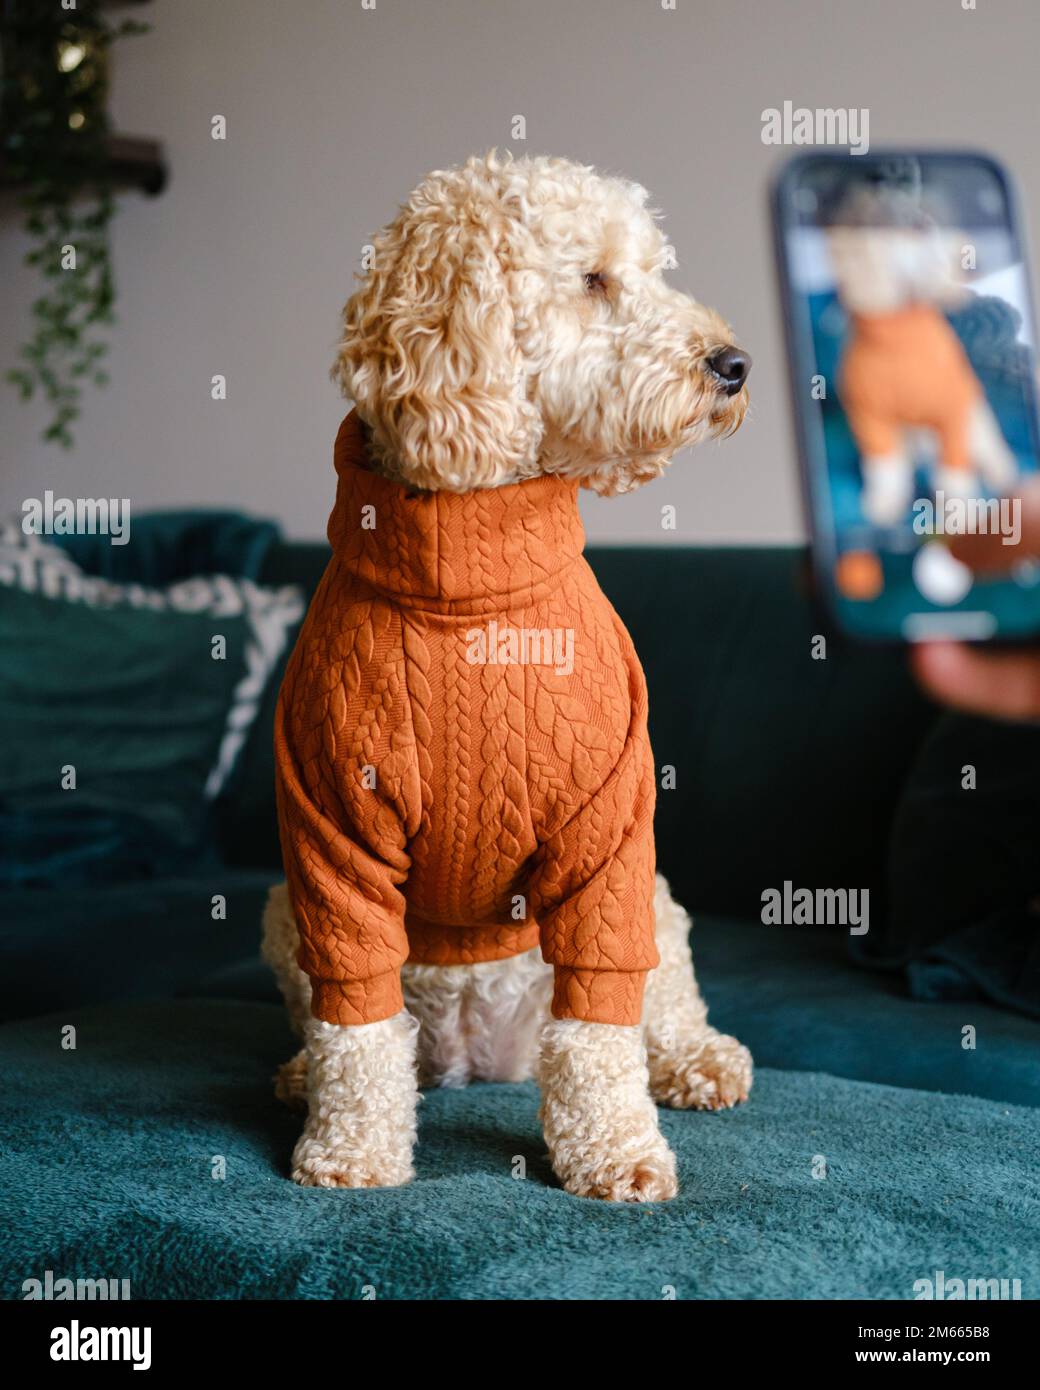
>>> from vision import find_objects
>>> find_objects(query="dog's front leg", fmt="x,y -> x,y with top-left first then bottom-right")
292,1011 -> 420,1189
539,1019 -> 677,1202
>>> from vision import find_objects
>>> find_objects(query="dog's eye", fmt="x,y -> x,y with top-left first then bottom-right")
583,271 -> 608,295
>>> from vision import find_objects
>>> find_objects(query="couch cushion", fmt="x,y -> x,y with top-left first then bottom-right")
0,872 -> 279,1023
697,916 -> 1040,1108
0,526 -> 302,888
48,509 -> 282,588
216,542 -> 332,869
1,998 -> 1036,1300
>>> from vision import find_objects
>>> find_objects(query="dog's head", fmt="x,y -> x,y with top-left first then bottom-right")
826,186 -> 968,318
333,151 -> 750,494
827,226 -> 968,317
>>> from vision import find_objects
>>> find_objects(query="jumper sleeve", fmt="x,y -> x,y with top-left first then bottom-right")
273,603 -> 416,1027
527,662 -> 659,1028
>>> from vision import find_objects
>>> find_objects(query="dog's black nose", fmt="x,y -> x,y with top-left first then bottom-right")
708,346 -> 751,395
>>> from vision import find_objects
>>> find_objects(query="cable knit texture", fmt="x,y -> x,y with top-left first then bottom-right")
275,412 -> 658,1028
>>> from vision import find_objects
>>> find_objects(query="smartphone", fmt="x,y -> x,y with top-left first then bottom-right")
773,150 -> 1040,641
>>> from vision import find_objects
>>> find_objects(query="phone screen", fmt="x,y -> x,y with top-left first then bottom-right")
774,152 -> 1040,641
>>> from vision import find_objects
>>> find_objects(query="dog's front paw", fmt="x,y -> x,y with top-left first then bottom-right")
550,1126 -> 678,1203
539,1018 -> 679,1203
648,1026 -> 753,1110
291,1131 -> 414,1190
289,1011 -> 419,1190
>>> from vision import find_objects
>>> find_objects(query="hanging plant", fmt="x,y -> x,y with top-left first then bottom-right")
1,0 -> 150,447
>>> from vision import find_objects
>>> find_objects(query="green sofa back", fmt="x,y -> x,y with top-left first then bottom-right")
217,544 -> 938,921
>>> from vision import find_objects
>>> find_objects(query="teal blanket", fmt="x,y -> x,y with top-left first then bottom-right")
1,999 -> 1036,1300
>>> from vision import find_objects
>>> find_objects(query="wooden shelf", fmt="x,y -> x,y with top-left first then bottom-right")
104,134 -> 167,196
0,133 -> 167,198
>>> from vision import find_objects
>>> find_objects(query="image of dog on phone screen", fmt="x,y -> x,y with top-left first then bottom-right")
826,189 -> 1017,527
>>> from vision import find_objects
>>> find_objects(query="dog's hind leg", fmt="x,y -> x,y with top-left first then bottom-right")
643,874 -> 752,1110
261,882 -> 311,1109
968,397 -> 1017,488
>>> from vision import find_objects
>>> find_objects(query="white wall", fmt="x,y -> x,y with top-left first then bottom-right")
3,0 -> 1039,544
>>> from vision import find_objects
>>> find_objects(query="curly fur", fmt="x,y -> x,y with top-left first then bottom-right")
644,879 -> 753,1110
291,1012 -> 420,1189
333,150 -> 747,496
268,152 -> 752,1201
539,1018 -> 677,1203
403,951 -> 553,1088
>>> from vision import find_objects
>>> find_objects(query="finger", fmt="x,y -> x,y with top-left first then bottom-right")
947,486 -> 1040,574
910,641 -> 1040,722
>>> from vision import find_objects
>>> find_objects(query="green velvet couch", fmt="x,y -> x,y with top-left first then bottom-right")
2,543 -> 1038,1300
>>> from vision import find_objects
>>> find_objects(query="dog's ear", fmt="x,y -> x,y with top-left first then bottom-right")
332,180 -> 540,491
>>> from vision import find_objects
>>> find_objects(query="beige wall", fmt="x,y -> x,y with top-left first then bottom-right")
3,0 -> 1038,543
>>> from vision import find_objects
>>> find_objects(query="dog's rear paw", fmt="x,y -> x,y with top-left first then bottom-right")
274,1049 -> 308,1110
648,1027 -> 753,1110
291,1134 -> 414,1190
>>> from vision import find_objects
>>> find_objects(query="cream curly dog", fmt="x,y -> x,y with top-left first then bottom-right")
264,152 -> 752,1203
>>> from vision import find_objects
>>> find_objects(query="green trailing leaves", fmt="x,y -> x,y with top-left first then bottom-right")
2,2 -> 148,447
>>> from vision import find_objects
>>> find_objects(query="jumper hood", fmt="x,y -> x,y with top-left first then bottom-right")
327,412 -> 587,613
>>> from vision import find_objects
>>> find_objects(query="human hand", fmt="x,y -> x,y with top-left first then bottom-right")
910,485 -> 1040,721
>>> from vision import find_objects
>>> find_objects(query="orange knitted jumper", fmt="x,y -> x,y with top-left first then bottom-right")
840,305 -> 982,474
274,413 -> 658,1029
